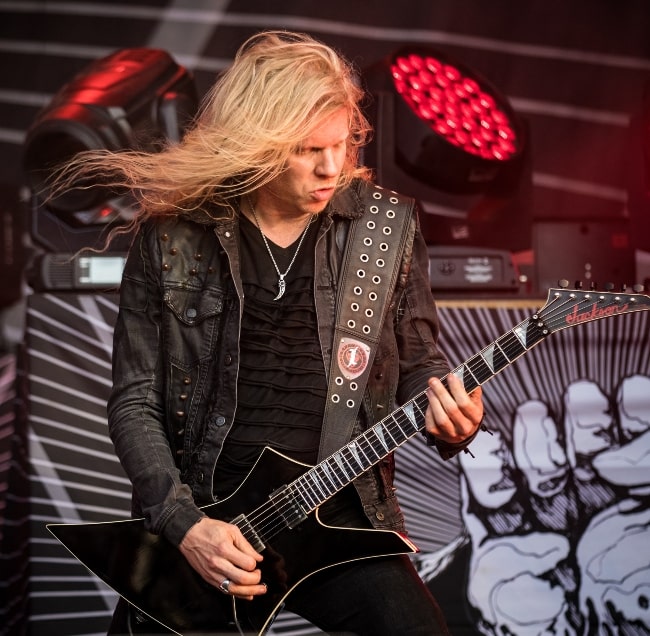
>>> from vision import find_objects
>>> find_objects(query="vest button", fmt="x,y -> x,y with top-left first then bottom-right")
375,511 -> 385,521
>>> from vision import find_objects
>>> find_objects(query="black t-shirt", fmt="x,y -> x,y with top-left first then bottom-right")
212,213 -> 326,499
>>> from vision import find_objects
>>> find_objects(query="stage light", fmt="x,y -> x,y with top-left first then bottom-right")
362,46 -> 531,292
23,48 -> 198,252
365,46 -> 525,195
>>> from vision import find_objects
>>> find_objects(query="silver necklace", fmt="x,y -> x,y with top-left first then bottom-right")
249,199 -> 313,301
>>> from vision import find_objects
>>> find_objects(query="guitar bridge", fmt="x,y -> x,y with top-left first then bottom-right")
270,485 -> 307,530
231,514 -> 266,552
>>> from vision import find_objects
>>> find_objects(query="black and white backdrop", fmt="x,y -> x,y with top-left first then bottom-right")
4,292 -> 649,635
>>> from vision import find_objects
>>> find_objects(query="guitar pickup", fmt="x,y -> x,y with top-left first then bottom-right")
270,486 -> 307,530
231,514 -> 266,552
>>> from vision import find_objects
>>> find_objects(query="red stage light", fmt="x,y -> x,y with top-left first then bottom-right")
391,52 -> 519,162
23,48 -> 198,252
364,46 -> 526,194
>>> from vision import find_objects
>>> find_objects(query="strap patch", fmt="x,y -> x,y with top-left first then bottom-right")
337,337 -> 371,380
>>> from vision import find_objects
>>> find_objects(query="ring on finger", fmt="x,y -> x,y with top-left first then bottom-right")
218,578 -> 232,594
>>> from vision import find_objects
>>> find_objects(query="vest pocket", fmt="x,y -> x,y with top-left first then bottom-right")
162,286 -> 224,366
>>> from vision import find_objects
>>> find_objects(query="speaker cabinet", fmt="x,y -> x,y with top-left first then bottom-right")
534,220 -> 636,292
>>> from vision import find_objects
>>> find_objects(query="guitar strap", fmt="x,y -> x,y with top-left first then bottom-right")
318,183 -> 416,461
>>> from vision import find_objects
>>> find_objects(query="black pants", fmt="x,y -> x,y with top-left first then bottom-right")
108,554 -> 449,636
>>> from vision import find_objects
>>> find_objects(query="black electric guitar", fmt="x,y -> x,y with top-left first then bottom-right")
47,285 -> 650,635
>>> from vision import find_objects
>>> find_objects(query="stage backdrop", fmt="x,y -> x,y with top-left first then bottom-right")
21,292 -> 650,636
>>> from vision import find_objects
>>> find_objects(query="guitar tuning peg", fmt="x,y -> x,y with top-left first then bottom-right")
604,282 -> 615,291
557,279 -> 569,289
633,283 -> 645,293
575,281 -> 583,290
589,281 -> 598,291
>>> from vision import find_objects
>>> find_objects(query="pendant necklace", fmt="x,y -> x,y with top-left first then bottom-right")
249,198 -> 314,301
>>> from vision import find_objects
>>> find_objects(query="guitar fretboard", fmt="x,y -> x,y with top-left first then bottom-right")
242,287 -> 650,545
290,314 -> 549,514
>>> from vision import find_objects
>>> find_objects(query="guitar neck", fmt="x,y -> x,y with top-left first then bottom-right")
291,314 -> 547,513
279,285 -> 650,518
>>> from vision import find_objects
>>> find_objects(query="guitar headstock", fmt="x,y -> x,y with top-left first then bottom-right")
537,283 -> 650,334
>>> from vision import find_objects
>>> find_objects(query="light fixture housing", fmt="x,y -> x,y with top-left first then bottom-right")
364,46 -> 526,195
23,48 -> 198,252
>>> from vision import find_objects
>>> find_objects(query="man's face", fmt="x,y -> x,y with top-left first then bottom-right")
255,107 -> 350,217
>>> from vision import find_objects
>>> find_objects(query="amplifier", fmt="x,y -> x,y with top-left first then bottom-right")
29,252 -> 127,291
428,245 -> 519,292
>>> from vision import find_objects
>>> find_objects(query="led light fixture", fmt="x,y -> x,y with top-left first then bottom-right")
23,48 -> 198,252
365,46 -> 525,195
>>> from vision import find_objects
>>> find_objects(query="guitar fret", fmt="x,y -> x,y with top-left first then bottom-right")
333,451 -> 352,480
387,415 -> 408,444
299,476 -> 318,509
307,471 -> 328,500
371,423 -> 390,452
465,354 -> 492,385
358,434 -> 381,462
368,436 -> 386,459
400,403 -> 415,430
353,439 -> 372,467
340,448 -> 359,475
493,338 -> 510,362
496,338 -> 518,363
326,458 -> 346,488
347,441 -> 368,471
452,365 -> 479,392
488,340 -> 510,370
382,422 -> 401,449
391,417 -> 409,442
315,463 -> 338,493
412,396 -> 428,422
513,324 -> 528,347
496,333 -> 516,359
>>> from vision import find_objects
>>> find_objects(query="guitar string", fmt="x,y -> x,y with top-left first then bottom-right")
241,417 -> 413,539
237,293 -> 644,544
238,303 -> 559,540
239,307 -> 554,540
243,296 -> 639,542
240,400 -> 430,541
243,306 -> 572,538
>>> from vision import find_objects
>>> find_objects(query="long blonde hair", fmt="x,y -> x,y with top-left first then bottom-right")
52,30 -> 372,229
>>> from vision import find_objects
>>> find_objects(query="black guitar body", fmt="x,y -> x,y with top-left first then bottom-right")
48,447 -> 415,634
48,289 -> 650,633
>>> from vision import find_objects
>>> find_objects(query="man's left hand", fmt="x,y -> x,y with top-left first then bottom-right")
424,374 -> 484,444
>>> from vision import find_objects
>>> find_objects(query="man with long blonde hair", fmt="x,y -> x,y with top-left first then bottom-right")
94,30 -> 484,634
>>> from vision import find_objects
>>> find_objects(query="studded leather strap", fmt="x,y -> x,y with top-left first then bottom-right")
317,183 -> 415,461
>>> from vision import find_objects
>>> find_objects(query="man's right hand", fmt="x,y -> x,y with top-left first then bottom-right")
179,517 -> 266,600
